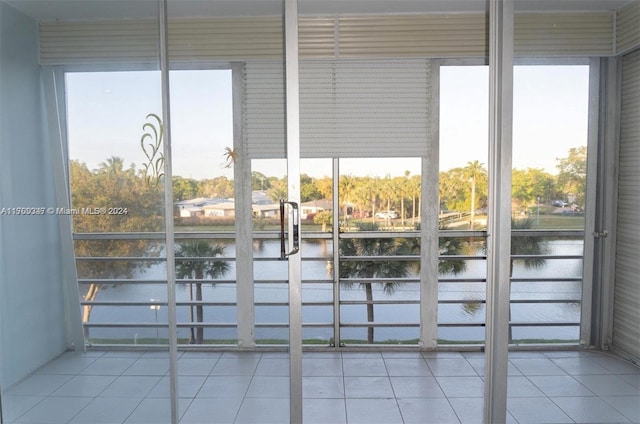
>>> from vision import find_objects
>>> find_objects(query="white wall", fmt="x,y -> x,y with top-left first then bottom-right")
0,2 -> 70,387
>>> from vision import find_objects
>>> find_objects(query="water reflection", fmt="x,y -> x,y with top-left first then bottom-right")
80,238 -> 582,343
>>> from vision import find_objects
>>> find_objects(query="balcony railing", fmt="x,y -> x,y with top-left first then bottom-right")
74,229 -> 584,348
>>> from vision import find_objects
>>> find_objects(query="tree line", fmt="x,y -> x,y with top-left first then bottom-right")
70,146 -> 586,233
171,146 -> 587,219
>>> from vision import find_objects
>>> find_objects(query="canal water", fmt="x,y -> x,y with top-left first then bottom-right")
86,238 -> 583,344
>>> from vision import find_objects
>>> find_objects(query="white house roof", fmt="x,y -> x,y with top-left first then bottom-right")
301,199 -> 332,210
202,202 -> 235,210
252,203 -> 280,212
176,197 -> 209,206
252,191 -> 272,205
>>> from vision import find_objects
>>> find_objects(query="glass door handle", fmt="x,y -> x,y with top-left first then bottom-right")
280,199 -> 300,259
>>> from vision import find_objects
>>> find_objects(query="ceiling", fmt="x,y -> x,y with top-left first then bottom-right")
4,0 -> 634,21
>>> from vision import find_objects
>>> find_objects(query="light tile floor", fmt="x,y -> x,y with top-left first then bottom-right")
2,350 -> 639,423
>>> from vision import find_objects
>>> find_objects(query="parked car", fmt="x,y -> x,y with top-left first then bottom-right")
375,211 -> 399,219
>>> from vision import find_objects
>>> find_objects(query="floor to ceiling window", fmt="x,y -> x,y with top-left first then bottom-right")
66,69 -> 238,346
66,71 -> 166,346
439,65 -> 490,344
439,64 -> 590,345
511,64 -> 590,344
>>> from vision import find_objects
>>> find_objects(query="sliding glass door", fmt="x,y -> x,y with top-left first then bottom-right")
165,0 -> 300,421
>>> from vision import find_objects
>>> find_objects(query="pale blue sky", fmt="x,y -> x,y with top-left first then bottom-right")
440,65 -> 589,173
66,65 -> 589,180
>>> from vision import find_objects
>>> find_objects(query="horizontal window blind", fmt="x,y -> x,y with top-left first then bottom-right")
612,48 -> 640,359
616,1 -> 640,55
39,12 -> 616,65
336,15 -> 487,58
39,20 -> 160,65
243,61 -> 286,159
245,59 -> 432,159
514,13 -> 613,57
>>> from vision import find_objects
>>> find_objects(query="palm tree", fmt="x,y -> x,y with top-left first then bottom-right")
498,218 -> 550,342
437,224 -> 469,276
396,173 -> 411,226
461,161 -> 487,230
384,175 -> 396,214
363,177 -> 380,223
403,223 -> 468,276
353,178 -> 373,219
511,217 -> 550,272
340,221 -> 469,344
510,218 -> 550,342
98,156 -> 125,175
339,222 -> 410,343
175,241 -> 230,344
339,174 -> 357,219
408,175 -> 420,224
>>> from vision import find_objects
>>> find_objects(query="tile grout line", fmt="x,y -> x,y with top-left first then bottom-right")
123,351 -> 183,423
543,357 -> 638,423
339,352 -> 349,424
427,355 -> 466,424
231,352 -> 262,424
116,353 -> 165,424
5,350 -> 639,423
383,353 -> 407,424
31,352 -> 100,424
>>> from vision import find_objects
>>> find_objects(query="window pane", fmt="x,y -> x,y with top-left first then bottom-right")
513,65 -> 589,230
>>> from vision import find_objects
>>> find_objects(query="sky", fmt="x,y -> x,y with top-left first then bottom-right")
440,65 -> 589,174
66,65 -> 589,181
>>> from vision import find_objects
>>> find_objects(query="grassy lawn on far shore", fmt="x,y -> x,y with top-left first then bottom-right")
174,214 -> 584,233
